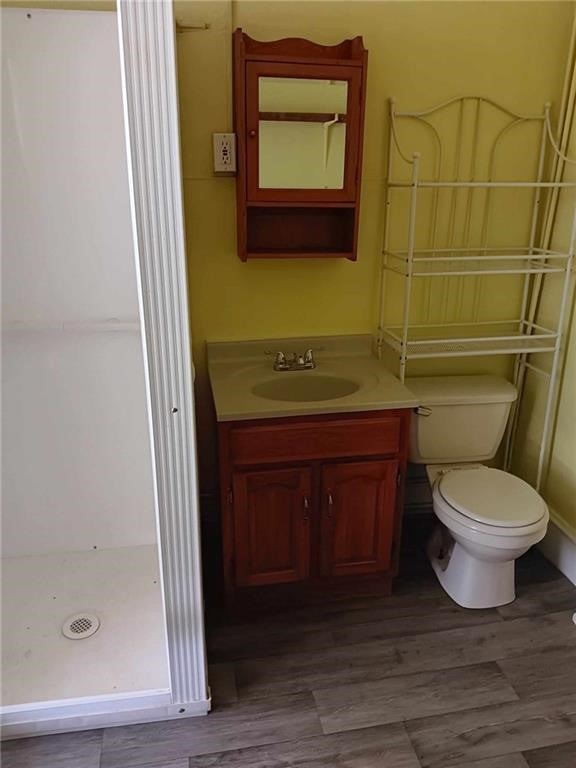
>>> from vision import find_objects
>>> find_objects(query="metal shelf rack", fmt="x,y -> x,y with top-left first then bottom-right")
381,320 -> 558,359
384,248 -> 570,278
378,96 -> 576,491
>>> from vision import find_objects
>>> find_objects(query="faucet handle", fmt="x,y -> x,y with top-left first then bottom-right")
303,348 -> 314,363
265,350 -> 290,369
304,347 -> 324,364
265,350 -> 286,363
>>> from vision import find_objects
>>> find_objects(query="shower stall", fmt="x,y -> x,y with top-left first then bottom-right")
1,5 -> 207,737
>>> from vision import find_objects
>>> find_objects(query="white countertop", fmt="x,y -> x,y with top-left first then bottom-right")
207,335 -> 419,422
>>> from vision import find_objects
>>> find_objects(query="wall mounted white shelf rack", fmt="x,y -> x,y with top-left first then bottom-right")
378,96 -> 576,491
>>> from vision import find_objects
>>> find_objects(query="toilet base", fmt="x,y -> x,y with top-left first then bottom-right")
427,526 -> 516,609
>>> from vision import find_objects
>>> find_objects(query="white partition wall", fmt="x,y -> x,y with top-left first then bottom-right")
2,9 -> 157,555
0,7 -> 202,736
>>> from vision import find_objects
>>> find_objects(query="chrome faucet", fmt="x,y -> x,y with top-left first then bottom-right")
265,348 -> 320,371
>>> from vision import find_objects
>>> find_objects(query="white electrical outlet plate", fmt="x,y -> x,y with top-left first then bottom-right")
213,133 -> 237,173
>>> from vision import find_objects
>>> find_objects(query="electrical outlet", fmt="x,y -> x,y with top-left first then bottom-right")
213,133 -> 237,173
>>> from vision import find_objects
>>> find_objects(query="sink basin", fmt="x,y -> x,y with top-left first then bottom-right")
252,374 -> 360,402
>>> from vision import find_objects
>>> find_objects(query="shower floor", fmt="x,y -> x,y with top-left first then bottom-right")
1,545 -> 170,708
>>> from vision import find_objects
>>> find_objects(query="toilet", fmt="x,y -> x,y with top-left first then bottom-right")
406,375 -> 549,609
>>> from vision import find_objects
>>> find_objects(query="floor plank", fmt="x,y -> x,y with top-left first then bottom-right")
320,584 -> 444,628
236,609 -> 576,700
524,740 -> 576,767
458,757 -> 529,768
0,730 -> 102,768
187,722 -> 421,767
100,693 -> 322,767
515,550 -> 565,587
235,637 -> 400,699
207,621 -> 334,662
498,646 -> 576,699
406,693 -> 576,767
314,661 -> 518,734
207,662 -> 238,705
497,578 -> 576,620
393,610 -> 576,678
125,761 -> 189,768
331,602 -> 502,646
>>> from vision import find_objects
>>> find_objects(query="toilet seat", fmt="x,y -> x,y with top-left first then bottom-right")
437,466 -> 547,528
432,485 -> 548,543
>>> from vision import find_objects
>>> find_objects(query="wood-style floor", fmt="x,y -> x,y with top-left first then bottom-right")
3,517 -> 576,768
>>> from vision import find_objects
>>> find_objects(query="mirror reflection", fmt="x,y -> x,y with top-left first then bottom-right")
258,77 -> 348,189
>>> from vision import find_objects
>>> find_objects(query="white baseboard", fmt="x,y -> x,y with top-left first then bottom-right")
538,509 -> 576,586
1,692 -> 211,740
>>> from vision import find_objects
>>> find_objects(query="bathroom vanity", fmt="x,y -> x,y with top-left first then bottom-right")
208,337 -> 417,605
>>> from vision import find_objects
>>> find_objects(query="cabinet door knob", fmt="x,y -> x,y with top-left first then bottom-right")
248,129 -> 257,138
303,495 -> 310,520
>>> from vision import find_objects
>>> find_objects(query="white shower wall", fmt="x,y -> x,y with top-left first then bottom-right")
2,9 -> 157,557
2,331 -> 156,555
1,9 -> 171,726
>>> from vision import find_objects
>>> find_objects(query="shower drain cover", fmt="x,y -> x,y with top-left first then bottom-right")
62,613 -> 100,640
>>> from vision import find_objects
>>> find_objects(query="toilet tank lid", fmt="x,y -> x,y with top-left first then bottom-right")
405,375 -> 517,405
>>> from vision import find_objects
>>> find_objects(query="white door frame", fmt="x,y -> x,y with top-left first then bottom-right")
117,0 -> 209,714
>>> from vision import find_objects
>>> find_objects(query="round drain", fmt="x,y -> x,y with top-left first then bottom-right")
62,613 -> 100,640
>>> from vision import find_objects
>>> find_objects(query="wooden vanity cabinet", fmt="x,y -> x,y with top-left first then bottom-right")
218,410 -> 410,602
233,30 -> 368,261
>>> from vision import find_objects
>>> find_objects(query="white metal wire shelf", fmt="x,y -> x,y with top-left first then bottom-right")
387,180 -> 576,188
383,248 -> 569,277
386,246 -> 568,256
381,321 -> 558,359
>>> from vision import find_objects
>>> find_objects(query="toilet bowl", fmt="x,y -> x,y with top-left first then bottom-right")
405,375 -> 549,610
427,464 -> 548,608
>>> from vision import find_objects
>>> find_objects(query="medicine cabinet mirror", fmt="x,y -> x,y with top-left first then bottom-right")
233,30 -> 368,261
257,76 -> 348,190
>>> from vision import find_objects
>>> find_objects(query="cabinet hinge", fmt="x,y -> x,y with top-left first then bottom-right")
227,487 -> 233,505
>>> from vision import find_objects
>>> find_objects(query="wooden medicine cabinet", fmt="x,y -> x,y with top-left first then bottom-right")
233,29 -> 368,261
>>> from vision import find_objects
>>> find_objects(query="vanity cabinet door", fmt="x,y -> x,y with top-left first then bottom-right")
233,467 -> 312,587
320,459 -> 398,578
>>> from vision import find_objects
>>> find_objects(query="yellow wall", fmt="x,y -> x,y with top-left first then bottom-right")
175,0 -> 572,490
513,121 -> 576,532
5,0 -> 571,494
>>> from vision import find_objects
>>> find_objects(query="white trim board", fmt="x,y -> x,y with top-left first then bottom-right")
1,693 -> 210,741
117,0 -> 208,707
538,509 -> 576,586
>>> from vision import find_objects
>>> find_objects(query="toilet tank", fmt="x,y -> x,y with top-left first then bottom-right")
405,376 -> 517,464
